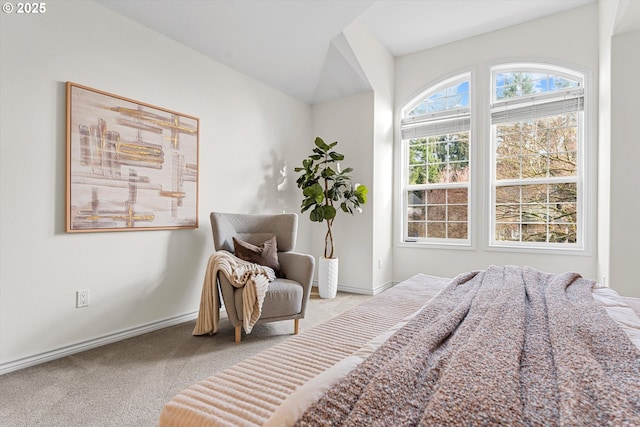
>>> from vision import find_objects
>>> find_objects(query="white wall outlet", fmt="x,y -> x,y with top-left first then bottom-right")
76,289 -> 89,308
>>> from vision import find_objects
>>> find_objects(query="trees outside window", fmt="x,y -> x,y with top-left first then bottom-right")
398,64 -> 586,251
490,64 -> 584,248
401,74 -> 471,243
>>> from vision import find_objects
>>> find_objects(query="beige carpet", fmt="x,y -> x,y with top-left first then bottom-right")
0,289 -> 372,427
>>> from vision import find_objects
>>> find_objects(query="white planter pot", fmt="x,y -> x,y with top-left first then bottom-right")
318,257 -> 339,299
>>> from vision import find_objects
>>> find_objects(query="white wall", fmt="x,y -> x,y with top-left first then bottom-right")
344,21 -> 395,292
393,5 -> 600,284
609,29 -> 640,297
597,0 -> 617,290
308,21 -> 395,295
310,92 -> 375,293
0,1 -> 311,370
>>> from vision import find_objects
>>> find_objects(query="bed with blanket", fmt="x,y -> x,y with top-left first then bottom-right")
159,266 -> 640,426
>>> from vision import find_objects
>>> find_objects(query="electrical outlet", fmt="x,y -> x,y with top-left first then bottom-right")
76,289 -> 89,308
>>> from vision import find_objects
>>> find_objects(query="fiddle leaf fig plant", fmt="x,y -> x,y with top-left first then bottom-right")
294,137 -> 368,259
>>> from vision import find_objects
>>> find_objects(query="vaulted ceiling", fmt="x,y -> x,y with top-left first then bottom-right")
97,0 -> 602,104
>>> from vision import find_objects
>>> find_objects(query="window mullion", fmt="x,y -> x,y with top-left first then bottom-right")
495,176 -> 578,187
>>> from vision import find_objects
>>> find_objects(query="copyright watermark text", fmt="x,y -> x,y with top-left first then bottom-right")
3,3 -> 47,14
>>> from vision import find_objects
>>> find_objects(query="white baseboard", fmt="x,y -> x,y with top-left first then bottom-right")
315,281 -> 396,296
0,311 -> 198,376
370,281 -> 396,295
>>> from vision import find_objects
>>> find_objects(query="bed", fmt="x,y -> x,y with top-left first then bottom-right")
159,266 -> 640,426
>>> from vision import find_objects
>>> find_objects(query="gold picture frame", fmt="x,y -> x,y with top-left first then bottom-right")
66,82 -> 199,232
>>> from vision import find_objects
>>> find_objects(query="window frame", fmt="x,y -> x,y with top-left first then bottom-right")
488,63 -> 587,252
399,72 -> 472,247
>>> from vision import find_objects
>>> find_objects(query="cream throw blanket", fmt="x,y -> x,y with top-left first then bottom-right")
193,250 -> 275,336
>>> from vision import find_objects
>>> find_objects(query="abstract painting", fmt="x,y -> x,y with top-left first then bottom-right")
66,82 -> 199,232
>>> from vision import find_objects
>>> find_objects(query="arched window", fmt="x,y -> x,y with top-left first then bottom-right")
400,73 -> 471,244
490,63 -> 584,248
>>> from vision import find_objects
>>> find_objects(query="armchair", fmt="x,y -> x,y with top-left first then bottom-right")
210,212 -> 315,342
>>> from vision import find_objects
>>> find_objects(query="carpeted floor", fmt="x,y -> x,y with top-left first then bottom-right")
0,289 -> 372,427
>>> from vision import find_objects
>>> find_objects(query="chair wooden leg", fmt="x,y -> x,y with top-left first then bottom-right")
235,326 -> 241,343
294,318 -> 300,335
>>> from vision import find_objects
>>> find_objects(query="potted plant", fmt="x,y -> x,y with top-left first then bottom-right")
294,137 -> 368,298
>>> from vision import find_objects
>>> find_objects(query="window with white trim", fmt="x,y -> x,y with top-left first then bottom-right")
490,64 -> 584,248
401,74 -> 471,244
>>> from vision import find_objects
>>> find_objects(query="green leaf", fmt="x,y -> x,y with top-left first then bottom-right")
310,205 -> 325,222
355,185 -> 368,204
329,152 -> 344,161
327,187 -> 341,200
322,167 -> 336,178
302,183 -> 324,203
323,205 -> 337,220
314,137 -> 330,152
301,197 -> 315,208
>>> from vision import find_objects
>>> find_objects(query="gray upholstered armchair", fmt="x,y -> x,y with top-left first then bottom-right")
210,212 -> 315,342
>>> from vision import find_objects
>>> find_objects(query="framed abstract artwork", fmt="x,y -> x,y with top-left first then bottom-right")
66,82 -> 199,232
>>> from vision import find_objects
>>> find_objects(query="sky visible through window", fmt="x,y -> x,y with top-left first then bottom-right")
495,72 -> 580,100
409,81 -> 469,116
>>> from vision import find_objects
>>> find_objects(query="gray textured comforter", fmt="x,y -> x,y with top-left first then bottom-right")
295,266 -> 640,426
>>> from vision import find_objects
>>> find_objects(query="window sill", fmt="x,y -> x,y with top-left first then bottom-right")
486,242 -> 589,256
398,240 -> 474,250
